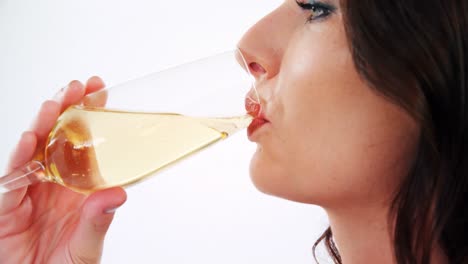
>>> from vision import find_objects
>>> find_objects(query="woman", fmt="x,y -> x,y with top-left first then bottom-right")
1,0 -> 467,263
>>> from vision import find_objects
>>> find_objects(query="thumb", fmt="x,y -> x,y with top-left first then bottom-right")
1,132 -> 37,215
69,187 -> 127,262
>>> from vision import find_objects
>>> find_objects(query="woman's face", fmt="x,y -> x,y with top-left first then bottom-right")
238,0 -> 420,208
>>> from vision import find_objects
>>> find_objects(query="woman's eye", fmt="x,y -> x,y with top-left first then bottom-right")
295,0 -> 336,22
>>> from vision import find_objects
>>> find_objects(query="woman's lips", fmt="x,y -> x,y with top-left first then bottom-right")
247,117 -> 268,138
245,97 -> 269,138
245,96 -> 261,117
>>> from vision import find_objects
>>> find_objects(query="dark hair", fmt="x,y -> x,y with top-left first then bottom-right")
314,1 -> 468,263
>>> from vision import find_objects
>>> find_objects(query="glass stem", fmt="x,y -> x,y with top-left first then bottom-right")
0,161 -> 46,194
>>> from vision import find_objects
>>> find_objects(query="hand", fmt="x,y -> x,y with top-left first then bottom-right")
0,77 -> 127,264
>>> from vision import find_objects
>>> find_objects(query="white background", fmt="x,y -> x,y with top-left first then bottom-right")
0,1 -> 330,263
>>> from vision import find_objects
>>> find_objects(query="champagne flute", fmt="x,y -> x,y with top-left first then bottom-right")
1,49 -> 260,194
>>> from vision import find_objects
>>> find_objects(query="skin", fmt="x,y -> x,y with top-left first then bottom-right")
239,0 -> 419,209
0,77 -> 127,264
238,0 -> 448,263
0,1 -> 448,263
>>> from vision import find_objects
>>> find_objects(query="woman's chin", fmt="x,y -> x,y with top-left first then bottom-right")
249,147 -> 273,194
248,148 -> 289,198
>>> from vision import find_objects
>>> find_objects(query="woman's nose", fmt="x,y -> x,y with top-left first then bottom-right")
236,6 -> 288,80
235,49 -> 267,81
237,37 -> 278,81
234,49 -> 259,77
248,62 -> 267,76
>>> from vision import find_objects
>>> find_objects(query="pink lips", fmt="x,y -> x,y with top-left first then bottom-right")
245,96 -> 261,117
247,117 -> 268,138
245,97 -> 269,138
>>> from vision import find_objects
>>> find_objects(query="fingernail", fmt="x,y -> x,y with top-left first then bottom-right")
53,85 -> 68,103
104,206 -> 121,214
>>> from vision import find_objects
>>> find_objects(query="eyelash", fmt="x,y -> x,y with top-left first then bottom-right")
295,0 -> 336,22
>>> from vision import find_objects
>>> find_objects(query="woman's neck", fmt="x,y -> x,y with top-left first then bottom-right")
325,205 -> 448,264
326,205 -> 395,263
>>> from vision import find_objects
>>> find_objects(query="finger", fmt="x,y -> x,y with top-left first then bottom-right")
82,76 -> 108,107
69,187 -> 127,261
60,80 -> 85,112
30,100 -> 61,142
1,132 -> 37,215
6,132 -> 37,172
85,76 -> 105,95
82,90 -> 108,108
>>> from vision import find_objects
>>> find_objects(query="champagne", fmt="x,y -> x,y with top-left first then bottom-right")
39,106 -> 252,194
